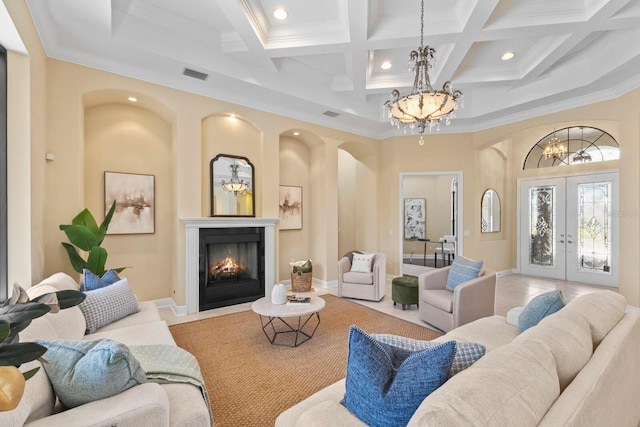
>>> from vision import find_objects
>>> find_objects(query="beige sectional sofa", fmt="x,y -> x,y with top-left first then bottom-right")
0,273 -> 211,427
276,290 -> 640,426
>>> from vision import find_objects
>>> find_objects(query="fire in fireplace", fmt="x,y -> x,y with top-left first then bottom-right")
209,256 -> 248,283
199,227 -> 265,310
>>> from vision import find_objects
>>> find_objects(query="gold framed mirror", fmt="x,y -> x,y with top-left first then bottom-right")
210,154 -> 255,217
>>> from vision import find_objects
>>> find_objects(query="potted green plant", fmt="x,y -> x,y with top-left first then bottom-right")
0,284 -> 85,410
59,201 -> 126,276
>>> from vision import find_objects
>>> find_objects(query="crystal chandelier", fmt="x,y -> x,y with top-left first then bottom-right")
543,132 -> 566,160
221,163 -> 248,196
384,0 -> 462,144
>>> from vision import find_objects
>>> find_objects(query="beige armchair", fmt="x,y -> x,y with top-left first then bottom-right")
418,266 -> 496,332
338,253 -> 386,301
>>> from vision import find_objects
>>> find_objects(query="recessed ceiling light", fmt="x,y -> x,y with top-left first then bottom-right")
128,96 -> 138,102
381,61 -> 392,70
501,51 -> 516,61
293,131 -> 300,136
229,113 -> 236,119
273,8 -> 288,20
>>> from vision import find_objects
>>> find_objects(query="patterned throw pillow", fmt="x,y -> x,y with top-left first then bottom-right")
518,290 -> 565,333
445,256 -> 484,291
78,278 -> 139,334
371,333 -> 486,377
36,339 -> 146,408
350,253 -> 375,273
341,326 -> 455,427
82,269 -> 121,291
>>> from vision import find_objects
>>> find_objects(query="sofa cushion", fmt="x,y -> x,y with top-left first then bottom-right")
350,253 -> 375,273
37,339 -> 146,408
517,308 -> 593,391
342,326 -> 455,427
411,337 -> 560,426
561,290 -> 626,347
342,271 -> 373,285
78,278 -> 140,334
82,269 -> 121,291
518,290 -> 565,333
432,315 -> 519,352
25,283 -> 87,341
445,256 -> 483,290
371,334 -> 486,377
422,289 -> 453,313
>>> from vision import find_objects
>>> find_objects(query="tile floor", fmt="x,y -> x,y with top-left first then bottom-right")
159,274 -> 612,331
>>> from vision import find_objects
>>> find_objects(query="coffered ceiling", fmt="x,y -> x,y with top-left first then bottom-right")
24,0 -> 640,138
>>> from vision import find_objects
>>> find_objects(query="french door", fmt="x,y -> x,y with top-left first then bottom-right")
519,172 -> 618,287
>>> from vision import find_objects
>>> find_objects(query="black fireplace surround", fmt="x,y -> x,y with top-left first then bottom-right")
199,227 -> 265,311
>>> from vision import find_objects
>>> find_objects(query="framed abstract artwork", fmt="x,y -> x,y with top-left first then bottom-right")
104,171 -> 155,234
279,185 -> 302,230
404,198 -> 426,239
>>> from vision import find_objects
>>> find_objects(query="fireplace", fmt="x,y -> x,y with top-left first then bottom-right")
199,227 -> 265,310
183,218 -> 277,314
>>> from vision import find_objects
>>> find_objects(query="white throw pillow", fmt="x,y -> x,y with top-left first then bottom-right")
350,253 -> 375,273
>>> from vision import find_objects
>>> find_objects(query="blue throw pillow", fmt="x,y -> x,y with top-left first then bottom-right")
445,256 -> 483,291
341,326 -> 455,427
37,339 -> 146,408
518,290 -> 565,333
83,269 -> 121,291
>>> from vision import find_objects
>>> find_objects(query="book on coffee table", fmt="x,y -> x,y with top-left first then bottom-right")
286,296 -> 311,305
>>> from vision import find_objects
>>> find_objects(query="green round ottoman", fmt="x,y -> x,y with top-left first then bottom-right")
391,276 -> 419,310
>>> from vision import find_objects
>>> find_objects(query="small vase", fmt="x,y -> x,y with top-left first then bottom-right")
271,283 -> 287,305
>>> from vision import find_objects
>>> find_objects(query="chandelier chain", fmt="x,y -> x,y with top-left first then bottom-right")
420,0 -> 424,48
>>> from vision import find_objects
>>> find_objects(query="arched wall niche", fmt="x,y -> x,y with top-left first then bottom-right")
201,113 -> 262,217
82,89 -> 175,301
277,129 -> 325,282
478,145 -> 507,244
338,140 -> 378,259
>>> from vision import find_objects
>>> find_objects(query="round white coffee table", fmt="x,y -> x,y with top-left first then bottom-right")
251,296 -> 326,347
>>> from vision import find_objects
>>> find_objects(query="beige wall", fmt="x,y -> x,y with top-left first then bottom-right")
278,136 -> 311,281
84,103 -> 173,300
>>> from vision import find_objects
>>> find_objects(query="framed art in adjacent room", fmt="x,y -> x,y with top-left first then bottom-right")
279,185 -> 302,230
105,171 -> 155,234
404,198 -> 426,239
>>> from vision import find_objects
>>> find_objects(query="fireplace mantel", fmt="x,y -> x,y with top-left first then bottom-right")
181,217 -> 278,314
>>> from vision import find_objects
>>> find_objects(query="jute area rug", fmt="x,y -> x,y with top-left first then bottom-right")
169,294 -> 442,427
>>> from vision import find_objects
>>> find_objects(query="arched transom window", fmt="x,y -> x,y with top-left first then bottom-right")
523,126 -> 619,170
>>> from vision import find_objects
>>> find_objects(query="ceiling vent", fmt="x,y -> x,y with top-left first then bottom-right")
183,68 -> 209,81
322,110 -> 340,117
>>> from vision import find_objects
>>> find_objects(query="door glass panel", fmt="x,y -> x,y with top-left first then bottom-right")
529,186 -> 555,267
577,181 -> 611,274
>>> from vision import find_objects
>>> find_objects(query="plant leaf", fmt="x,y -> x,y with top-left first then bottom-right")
63,225 -> 99,251
0,302 -> 51,325
86,246 -> 107,277
61,243 -> 87,274
22,366 -> 40,381
52,290 -> 86,309
0,323 -> 9,343
0,342 -> 47,366
72,208 -> 99,234
113,267 -> 128,274
97,201 -> 117,245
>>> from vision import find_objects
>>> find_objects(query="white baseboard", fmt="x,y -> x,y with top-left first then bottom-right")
496,269 -> 515,277
153,298 -> 187,316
